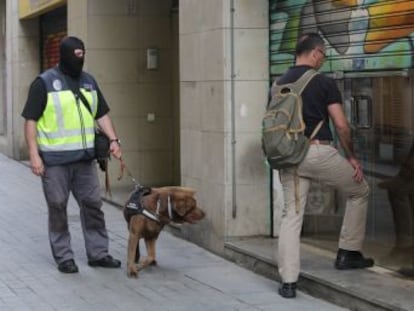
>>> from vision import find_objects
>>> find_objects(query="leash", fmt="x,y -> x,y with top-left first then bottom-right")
117,157 -> 141,189
119,158 -> 187,223
104,159 -> 112,197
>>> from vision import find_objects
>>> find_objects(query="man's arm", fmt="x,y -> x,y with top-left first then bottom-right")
96,114 -> 122,160
24,119 -> 44,176
328,103 -> 364,182
328,103 -> 354,157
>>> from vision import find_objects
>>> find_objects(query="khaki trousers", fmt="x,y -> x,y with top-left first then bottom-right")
277,144 -> 370,283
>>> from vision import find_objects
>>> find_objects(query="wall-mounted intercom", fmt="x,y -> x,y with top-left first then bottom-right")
146,48 -> 159,70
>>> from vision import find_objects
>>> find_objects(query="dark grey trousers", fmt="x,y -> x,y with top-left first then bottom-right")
41,160 -> 109,264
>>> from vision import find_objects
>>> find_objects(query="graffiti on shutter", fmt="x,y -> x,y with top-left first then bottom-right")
269,0 -> 414,75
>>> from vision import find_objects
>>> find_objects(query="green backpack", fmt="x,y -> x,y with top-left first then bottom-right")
262,69 -> 322,170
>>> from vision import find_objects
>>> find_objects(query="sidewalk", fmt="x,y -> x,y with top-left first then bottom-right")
0,154 -> 347,311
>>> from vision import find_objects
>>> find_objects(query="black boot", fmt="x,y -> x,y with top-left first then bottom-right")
58,259 -> 79,273
335,249 -> 374,270
278,282 -> 297,298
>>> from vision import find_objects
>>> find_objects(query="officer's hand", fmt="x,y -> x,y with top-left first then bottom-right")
110,140 -> 122,160
30,154 -> 44,176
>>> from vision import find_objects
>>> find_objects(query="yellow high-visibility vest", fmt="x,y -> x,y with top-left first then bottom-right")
37,68 -> 98,156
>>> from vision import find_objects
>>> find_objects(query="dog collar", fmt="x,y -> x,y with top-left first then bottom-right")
167,195 -> 173,219
126,191 -> 175,224
155,195 -> 173,221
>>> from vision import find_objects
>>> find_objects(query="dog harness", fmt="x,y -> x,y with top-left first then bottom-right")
124,187 -> 175,224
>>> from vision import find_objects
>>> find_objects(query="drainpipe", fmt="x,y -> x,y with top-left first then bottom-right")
267,8 -> 274,236
230,0 -> 237,218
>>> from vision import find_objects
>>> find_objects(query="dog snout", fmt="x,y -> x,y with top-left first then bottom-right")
185,207 -> 205,223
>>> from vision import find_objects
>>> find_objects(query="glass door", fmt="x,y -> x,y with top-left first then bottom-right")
351,76 -> 413,275
303,75 -> 414,276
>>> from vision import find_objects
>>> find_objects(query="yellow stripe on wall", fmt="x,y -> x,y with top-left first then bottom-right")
19,0 -> 66,19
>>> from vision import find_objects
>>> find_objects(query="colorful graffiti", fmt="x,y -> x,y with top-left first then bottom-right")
270,0 -> 414,75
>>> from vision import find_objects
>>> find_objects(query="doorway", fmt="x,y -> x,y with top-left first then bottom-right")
40,5 -> 67,71
302,75 -> 414,274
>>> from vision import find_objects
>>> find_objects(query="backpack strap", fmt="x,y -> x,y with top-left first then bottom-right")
292,69 -> 319,95
291,69 -> 320,214
309,120 -> 324,140
271,69 -> 318,101
294,69 -> 323,140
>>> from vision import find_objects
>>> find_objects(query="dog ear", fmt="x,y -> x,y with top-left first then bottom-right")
177,187 -> 196,196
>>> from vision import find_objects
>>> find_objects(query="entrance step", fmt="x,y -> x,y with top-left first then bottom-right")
224,237 -> 413,311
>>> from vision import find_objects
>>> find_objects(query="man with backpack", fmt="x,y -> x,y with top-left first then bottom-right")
274,33 -> 374,298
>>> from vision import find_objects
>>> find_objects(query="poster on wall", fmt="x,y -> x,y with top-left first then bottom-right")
269,0 -> 414,75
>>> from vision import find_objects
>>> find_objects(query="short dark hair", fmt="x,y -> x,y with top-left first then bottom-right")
295,33 -> 325,56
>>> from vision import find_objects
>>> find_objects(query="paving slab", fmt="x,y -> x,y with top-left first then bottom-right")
0,154 -> 347,311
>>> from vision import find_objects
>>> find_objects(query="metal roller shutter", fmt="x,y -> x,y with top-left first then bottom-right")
269,0 -> 414,77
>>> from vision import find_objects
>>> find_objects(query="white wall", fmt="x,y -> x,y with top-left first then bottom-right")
1,0 -> 40,159
179,0 -> 271,252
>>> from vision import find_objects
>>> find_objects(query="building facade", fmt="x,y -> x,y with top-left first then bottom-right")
0,0 -> 412,278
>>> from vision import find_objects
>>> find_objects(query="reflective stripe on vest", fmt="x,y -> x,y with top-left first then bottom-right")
37,69 -> 98,152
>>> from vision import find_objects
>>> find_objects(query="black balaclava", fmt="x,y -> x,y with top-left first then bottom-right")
58,36 -> 85,78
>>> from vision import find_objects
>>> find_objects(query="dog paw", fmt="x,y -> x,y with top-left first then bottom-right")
127,266 -> 138,278
137,258 -> 156,271
127,272 -> 138,278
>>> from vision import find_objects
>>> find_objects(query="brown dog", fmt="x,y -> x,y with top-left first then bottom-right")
123,186 -> 205,278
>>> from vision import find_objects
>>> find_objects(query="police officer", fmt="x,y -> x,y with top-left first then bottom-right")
22,36 -> 122,273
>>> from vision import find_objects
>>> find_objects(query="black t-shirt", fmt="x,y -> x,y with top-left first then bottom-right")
276,65 -> 342,140
21,75 -> 110,121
